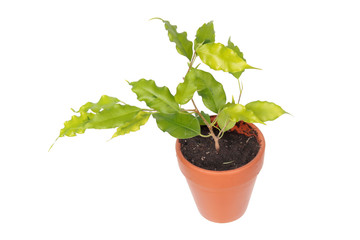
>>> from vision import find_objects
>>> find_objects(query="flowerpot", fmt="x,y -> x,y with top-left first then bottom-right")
176,121 -> 265,223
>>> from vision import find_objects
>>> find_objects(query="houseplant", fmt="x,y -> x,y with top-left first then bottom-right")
51,18 -> 287,223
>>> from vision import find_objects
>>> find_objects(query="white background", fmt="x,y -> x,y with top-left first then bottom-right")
1,0 -> 359,239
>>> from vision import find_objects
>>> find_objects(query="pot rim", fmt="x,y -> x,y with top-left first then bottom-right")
176,122 -> 265,176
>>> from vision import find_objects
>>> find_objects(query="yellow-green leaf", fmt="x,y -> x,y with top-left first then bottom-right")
75,95 -> 120,114
58,103 -> 142,138
245,101 -> 287,122
174,71 -> 198,105
217,103 -> 263,132
187,68 -> 226,113
129,79 -> 179,113
58,95 -> 126,138
152,18 -> 193,61
153,112 -> 200,139
227,37 -> 246,61
85,104 -> 141,129
196,43 -> 257,73
194,21 -> 215,50
227,37 -> 246,79
59,112 -> 95,137
112,111 -> 151,138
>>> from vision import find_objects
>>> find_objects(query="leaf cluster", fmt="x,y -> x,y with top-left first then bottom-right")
52,18 -> 287,151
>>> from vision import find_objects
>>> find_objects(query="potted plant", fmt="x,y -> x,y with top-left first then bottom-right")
51,18 -> 287,223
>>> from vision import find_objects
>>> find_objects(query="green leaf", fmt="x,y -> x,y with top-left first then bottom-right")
52,102 -> 147,151
85,104 -> 142,129
196,43 -> 258,73
75,95 -> 120,114
216,112 -> 236,132
112,111 -> 151,138
59,112 -> 95,137
245,101 -> 287,122
59,95 -> 126,137
152,18 -> 193,61
129,79 -> 179,113
196,111 -> 211,126
153,112 -> 200,139
194,21 -> 215,50
227,37 -> 246,79
217,103 -> 263,132
227,37 -> 246,61
59,103 -> 142,137
174,71 -> 198,105
231,95 -> 235,104
231,71 -> 243,80
187,68 -> 226,113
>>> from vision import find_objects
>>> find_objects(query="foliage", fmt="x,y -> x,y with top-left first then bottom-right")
52,19 -> 287,151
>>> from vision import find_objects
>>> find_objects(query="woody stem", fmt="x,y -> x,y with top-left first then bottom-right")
185,51 -> 220,152
191,99 -> 220,152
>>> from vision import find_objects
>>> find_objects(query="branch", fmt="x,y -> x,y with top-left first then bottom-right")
184,50 -> 220,152
191,99 -> 220,152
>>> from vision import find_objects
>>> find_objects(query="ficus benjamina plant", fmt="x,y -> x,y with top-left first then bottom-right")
51,18 -> 287,152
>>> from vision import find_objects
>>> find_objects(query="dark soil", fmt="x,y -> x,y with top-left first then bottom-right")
179,126 -> 260,171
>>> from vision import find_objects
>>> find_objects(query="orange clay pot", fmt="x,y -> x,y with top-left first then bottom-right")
176,121 -> 265,223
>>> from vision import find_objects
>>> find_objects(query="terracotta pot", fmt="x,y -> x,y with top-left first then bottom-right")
176,121 -> 265,223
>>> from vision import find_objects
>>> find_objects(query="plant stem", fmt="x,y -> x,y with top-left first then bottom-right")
186,52 -> 197,74
119,100 -> 127,105
217,120 -> 230,139
191,99 -> 220,152
237,78 -> 243,104
141,108 -> 157,113
184,51 -> 220,152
